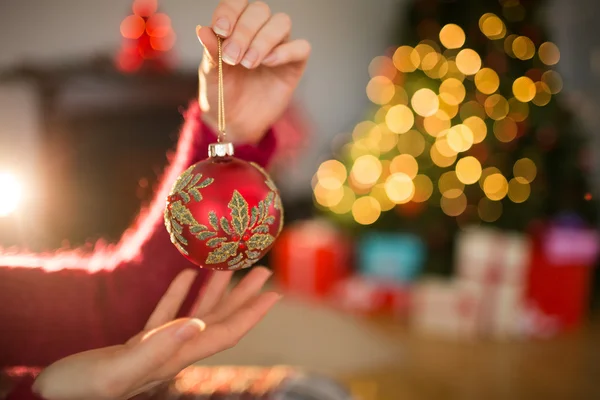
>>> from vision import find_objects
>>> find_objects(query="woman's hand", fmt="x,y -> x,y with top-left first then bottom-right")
197,0 -> 311,144
32,267 -> 279,400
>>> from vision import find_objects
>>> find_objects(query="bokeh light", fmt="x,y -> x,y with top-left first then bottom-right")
512,36 -> 535,60
456,49 -> 482,75
370,184 -> 396,211
484,94 -> 509,120
446,124 -> 474,153
438,171 -> 465,199
412,175 -> 434,203
397,130 -> 426,157
462,116 -> 487,143
369,56 -> 397,80
538,42 -> 560,66
317,160 -> 347,189
439,78 -> 466,105
430,144 -> 457,167
478,197 -> 503,222
541,70 -> 563,94
513,158 -> 537,183
367,76 -> 396,105
508,98 -> 530,121
120,15 -> 146,39
351,155 -> 382,186
314,182 -> 344,207
386,105 -> 415,133
423,110 -> 451,137
474,68 -> 500,94
512,76 -> 536,102
352,196 -> 381,225
455,156 -> 482,184
508,178 -> 531,203
330,186 -> 355,214
460,101 -> 486,120
532,82 -> 552,106
483,173 -> 509,200
390,154 -> 419,179
393,46 -> 420,72
479,13 -> 506,40
441,192 -> 468,216
146,13 -> 171,37
411,88 -> 440,117
439,24 -> 466,49
493,117 -> 518,142
385,173 -> 415,203
0,172 -> 23,217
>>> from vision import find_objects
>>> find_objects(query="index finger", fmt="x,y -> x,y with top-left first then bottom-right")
212,0 -> 249,37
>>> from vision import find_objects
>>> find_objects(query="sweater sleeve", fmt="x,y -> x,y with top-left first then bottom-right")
0,101 -> 278,370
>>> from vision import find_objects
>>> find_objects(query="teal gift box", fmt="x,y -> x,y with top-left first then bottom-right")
358,232 -> 425,282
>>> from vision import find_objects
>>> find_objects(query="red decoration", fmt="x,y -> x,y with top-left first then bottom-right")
164,156 -> 283,270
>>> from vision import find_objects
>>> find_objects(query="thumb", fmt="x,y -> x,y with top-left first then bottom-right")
115,318 -> 206,385
197,25 -> 218,64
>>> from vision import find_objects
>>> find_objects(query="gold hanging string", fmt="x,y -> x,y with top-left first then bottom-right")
217,36 -> 226,142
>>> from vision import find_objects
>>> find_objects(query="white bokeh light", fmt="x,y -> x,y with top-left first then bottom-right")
0,172 -> 23,217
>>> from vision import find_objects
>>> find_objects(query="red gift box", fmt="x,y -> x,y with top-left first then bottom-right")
271,219 -> 352,298
524,223 -> 599,335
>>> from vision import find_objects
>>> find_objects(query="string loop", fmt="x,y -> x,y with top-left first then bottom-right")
217,36 -> 226,142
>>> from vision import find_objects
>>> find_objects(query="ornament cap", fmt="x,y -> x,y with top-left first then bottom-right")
208,142 -> 235,158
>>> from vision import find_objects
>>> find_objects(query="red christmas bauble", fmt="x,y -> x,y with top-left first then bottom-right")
164,152 -> 283,270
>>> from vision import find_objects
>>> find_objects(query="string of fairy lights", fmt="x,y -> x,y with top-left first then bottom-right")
313,8 -> 563,226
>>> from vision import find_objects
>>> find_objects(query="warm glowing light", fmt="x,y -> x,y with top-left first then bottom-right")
435,135 -> 458,157
512,76 -> 536,102
455,156 -> 482,184
330,186 -> 355,214
513,158 -> 537,183
423,110 -> 451,137
479,14 -> 506,40
351,155 -> 383,186
390,154 -> 419,179
479,167 -> 501,190
146,13 -> 171,37
370,184 -> 396,211
120,15 -> 146,39
478,197 -> 502,222
411,88 -> 440,117
430,144 -> 457,167
460,101 -> 486,121
415,43 -> 436,67
386,105 -> 414,133
352,196 -> 381,225
150,31 -> 176,51
483,173 -> 509,200
508,98 -> 530,122
493,117 -> 518,142
367,76 -> 396,105
317,160 -> 347,189
441,192 -> 467,216
412,175 -> 434,203
422,53 -> 448,79
541,71 -> 563,94
446,124 -> 474,153
474,68 -> 500,94
439,24 -> 466,49
314,182 -> 344,207
369,56 -> 397,80
538,42 -> 560,66
378,124 -> 399,152
0,172 -> 22,217
462,116 -> 487,143
455,49 -> 482,75
385,173 -> 415,204
512,36 -> 535,60
439,171 -> 465,199
508,178 -> 531,203
133,0 -> 157,16
532,82 -> 552,106
484,94 -> 509,120
393,46 -> 420,72
397,130 -> 426,157
439,78 -> 466,105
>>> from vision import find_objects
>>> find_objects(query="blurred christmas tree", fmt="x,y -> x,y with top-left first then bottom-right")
313,0 -> 597,273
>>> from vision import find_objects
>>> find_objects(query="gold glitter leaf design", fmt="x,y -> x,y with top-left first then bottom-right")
208,211 -> 219,231
246,233 -> 275,251
229,190 -> 249,236
206,242 -> 238,264
171,201 -> 198,226
227,253 -> 244,267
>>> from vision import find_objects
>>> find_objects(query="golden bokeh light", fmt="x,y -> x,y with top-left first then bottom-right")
493,117 -> 518,143
538,42 -> 560,66
532,82 -> 552,107
438,171 -> 465,199
446,124 -> 474,153
385,173 -> 415,204
430,143 -> 457,167
439,24 -> 466,49
503,2 -> 526,22
456,156 -> 482,184
512,36 -> 535,60
462,116 -> 487,143
352,120 -> 376,140
397,129 -> 426,157
504,34 -> 518,58
508,178 -> 531,203
314,182 -> 344,207
369,56 -> 397,80
478,197 -> 503,222
370,184 -> 396,211
479,167 -> 501,190
422,53 -> 449,79
386,104 -> 415,133
512,76 -> 536,102
460,101 -> 486,120
475,68 -> 500,94
483,173 -> 509,200
330,186 -> 356,214
366,76 -> 396,105
351,155 -> 382,186
352,196 -> 381,225
423,110 -> 451,137
392,86 -> 409,106
513,158 -> 537,183
479,13 -> 506,40
445,60 -> 466,81
415,43 -> 437,67
393,46 -> 420,72
439,78 -> 466,105
435,135 -> 458,157
390,154 -> 419,179
377,124 -> 399,152
541,70 -> 563,94
317,160 -> 347,190
484,94 -> 510,120
438,96 -> 460,118
411,88 -> 440,117
412,174 -> 434,203
508,98 -> 530,122
456,49 -> 482,75
441,192 -> 468,217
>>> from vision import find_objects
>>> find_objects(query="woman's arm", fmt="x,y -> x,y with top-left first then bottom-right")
0,102 -> 278,368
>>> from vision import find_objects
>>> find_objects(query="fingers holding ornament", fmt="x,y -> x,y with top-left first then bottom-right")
242,12 -> 293,69
263,39 -> 311,67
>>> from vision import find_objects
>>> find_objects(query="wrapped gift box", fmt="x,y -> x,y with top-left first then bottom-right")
271,219 -> 352,298
358,232 -> 425,283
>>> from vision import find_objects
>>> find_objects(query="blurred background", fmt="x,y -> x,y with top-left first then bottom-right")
1,0 -> 600,399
